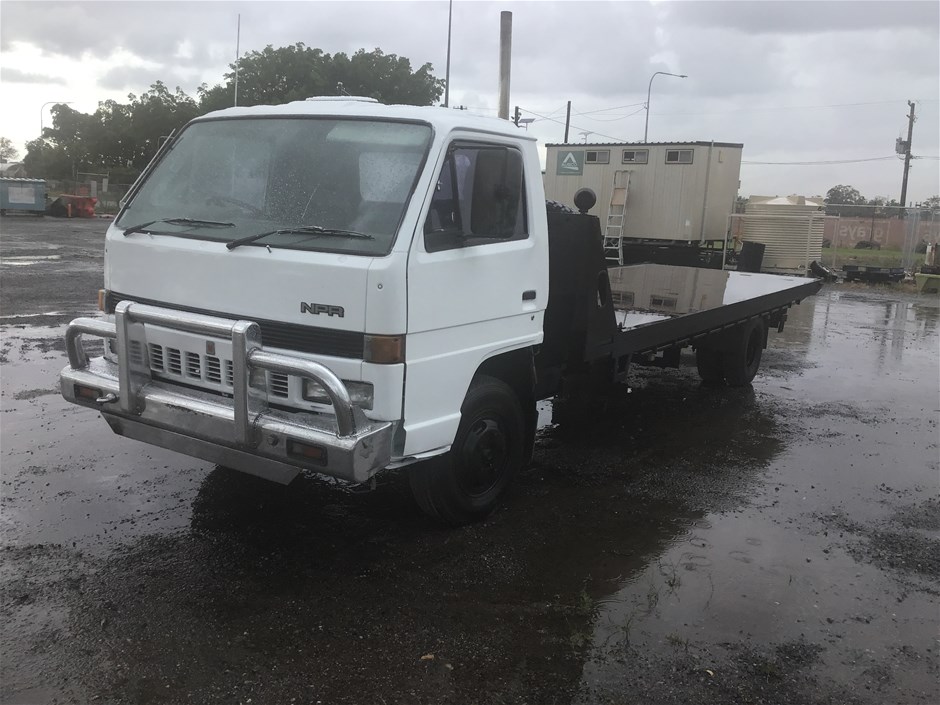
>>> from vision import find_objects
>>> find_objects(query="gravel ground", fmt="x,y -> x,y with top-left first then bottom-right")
1,215 -> 938,704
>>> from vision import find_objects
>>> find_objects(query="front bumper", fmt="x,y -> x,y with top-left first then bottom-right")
60,302 -> 393,484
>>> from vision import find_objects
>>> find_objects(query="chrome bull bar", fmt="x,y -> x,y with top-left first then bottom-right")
61,301 -> 392,484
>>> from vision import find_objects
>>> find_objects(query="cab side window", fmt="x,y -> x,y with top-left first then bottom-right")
424,144 -> 527,252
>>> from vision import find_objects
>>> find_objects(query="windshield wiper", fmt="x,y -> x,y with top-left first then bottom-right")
226,226 -> 374,251
123,217 -> 236,236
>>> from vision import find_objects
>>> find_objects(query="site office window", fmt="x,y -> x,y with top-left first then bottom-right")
622,149 -> 649,164
585,150 -> 610,165
665,149 -> 694,164
424,142 -> 528,252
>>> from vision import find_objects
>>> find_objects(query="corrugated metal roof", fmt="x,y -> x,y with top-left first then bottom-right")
545,141 -> 744,149
0,177 -> 46,183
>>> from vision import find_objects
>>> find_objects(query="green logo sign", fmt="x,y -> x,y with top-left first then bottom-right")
556,150 -> 584,175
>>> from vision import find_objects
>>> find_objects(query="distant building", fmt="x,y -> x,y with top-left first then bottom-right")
543,141 -> 743,250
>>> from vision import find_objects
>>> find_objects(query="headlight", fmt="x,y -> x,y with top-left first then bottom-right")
302,379 -> 374,410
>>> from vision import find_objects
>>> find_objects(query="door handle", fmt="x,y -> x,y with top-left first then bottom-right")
522,290 -> 536,301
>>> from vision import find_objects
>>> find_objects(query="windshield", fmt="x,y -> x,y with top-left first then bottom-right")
117,117 -> 433,255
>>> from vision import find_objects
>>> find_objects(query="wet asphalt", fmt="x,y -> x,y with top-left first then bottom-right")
1,215 -> 938,705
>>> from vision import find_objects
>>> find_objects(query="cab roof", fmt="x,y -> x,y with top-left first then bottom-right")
195,98 -> 535,142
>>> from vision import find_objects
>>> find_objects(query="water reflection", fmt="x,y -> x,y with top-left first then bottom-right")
608,264 -> 816,323
161,379 -> 784,702
811,289 -> 939,373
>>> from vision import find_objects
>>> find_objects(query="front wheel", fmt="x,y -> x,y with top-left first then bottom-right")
409,375 -> 525,526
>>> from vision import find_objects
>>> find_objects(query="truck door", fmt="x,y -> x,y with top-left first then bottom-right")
403,138 -> 544,456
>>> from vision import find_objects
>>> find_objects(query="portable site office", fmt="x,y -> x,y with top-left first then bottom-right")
542,141 -> 743,260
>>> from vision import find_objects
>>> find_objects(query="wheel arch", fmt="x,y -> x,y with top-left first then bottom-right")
471,346 -> 538,462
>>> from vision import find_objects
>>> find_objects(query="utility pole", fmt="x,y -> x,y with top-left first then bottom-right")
564,100 -> 571,143
444,0 -> 453,107
899,101 -> 915,214
234,14 -> 241,107
513,106 -> 520,126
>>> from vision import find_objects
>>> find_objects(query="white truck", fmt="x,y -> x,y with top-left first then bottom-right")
60,98 -> 821,524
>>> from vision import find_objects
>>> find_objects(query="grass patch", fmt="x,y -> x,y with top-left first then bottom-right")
821,246 -> 923,271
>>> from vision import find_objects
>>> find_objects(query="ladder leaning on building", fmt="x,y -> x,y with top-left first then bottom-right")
603,170 -> 630,264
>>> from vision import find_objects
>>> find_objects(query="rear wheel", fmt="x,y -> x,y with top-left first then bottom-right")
409,375 -> 524,526
722,318 -> 766,386
695,347 -> 724,383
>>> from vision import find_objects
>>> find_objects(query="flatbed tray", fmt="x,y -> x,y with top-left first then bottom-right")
605,264 -> 821,355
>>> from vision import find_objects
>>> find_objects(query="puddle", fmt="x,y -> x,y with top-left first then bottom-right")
1,255 -> 63,266
1,286 -> 937,704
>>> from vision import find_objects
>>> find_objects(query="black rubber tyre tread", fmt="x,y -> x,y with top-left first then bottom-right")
409,375 -> 524,526
695,347 -> 725,383
722,318 -> 766,387
545,199 -> 575,214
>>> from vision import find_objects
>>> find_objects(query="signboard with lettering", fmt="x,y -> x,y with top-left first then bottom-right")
556,150 -> 584,176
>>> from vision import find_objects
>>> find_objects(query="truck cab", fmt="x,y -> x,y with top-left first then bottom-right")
62,98 -> 547,524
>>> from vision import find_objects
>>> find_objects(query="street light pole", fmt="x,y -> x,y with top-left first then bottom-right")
644,72 -> 686,142
40,101 -> 73,137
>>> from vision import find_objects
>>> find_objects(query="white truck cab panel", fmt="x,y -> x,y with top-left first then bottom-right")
62,101 -> 547,522
403,129 -> 547,456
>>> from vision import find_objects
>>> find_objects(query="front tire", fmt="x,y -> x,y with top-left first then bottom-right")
409,375 -> 525,526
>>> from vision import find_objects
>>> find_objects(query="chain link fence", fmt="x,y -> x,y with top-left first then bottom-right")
821,206 -> 940,273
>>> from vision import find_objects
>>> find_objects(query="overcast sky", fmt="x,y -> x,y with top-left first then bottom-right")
1,0 -> 938,202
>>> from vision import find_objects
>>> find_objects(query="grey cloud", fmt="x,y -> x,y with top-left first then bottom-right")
98,65 -> 194,93
0,0 -> 935,201
0,66 -> 66,84
668,0 -> 939,35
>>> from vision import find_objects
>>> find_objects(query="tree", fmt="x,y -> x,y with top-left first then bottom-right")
921,195 -> 940,210
25,83 -> 200,180
22,44 -> 444,180
0,137 -> 19,162
197,44 -> 444,112
825,184 -> 866,206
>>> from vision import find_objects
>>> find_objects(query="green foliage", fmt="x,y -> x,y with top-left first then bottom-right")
0,137 -> 19,161
24,44 -> 443,180
25,86 -> 199,180
198,44 -> 443,110
825,184 -> 866,206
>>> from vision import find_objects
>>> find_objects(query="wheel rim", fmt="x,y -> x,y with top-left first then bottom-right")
456,417 -> 509,497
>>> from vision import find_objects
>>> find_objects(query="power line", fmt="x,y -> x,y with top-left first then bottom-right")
574,102 -> 647,116
519,107 -> 628,143
742,156 -> 899,166
582,107 -> 648,123
654,98 -> 940,118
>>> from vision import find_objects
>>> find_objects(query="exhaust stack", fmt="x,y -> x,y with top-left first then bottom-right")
498,11 -> 512,120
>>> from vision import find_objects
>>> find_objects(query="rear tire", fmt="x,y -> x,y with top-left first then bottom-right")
409,375 -> 524,526
722,318 -> 766,387
695,347 -> 724,383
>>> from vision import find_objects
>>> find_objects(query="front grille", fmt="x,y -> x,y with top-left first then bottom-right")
206,356 -> 222,383
167,348 -> 182,375
144,341 -> 286,399
149,343 -> 164,371
107,292 -> 363,358
186,352 -> 201,378
268,372 -> 289,398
